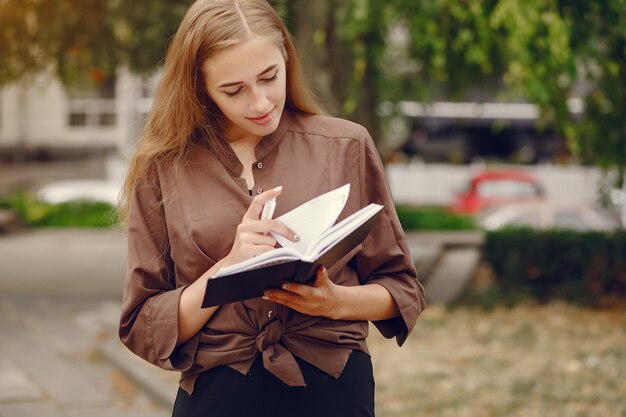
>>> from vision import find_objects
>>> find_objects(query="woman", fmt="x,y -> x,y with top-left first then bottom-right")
119,1 -> 426,416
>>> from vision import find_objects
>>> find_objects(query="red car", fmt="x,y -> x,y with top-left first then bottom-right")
448,170 -> 545,214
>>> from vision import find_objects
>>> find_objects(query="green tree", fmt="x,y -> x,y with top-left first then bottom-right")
401,0 -> 625,180
558,0 -> 626,179
113,0 -> 190,74
274,0 -> 387,142
327,0 -> 625,179
1,0 -> 624,180
0,0 -> 189,87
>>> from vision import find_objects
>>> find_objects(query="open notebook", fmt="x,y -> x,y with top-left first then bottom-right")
203,184 -> 383,307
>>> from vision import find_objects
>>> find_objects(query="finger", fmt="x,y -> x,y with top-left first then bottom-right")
280,281 -> 306,294
227,241 -> 278,265
265,220 -> 299,242
237,220 -> 295,242
263,288 -> 288,300
243,186 -> 283,221
312,266 -> 328,287
235,223 -> 273,245
238,230 -> 277,247
279,266 -> 326,294
263,290 -> 317,317
263,294 -> 299,310
263,288 -> 300,306
244,244 -> 279,258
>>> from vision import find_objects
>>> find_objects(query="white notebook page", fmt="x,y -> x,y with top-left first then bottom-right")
307,203 -> 383,259
213,247 -> 302,277
273,184 -> 350,254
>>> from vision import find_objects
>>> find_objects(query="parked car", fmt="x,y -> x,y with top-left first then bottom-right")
37,179 -> 122,206
448,170 -> 545,214
477,200 -> 621,231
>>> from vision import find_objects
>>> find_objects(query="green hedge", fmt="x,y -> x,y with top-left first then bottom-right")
483,229 -> 626,308
0,191 -> 118,228
396,205 -> 476,230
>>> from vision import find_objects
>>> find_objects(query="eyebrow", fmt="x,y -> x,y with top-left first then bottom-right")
217,64 -> 278,88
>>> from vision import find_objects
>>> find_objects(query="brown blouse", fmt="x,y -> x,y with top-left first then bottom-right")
119,110 -> 426,394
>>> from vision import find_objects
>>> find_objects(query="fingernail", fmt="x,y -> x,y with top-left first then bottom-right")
318,266 -> 325,273
282,282 -> 290,289
264,290 -> 272,297
293,234 -> 300,242
273,186 -> 283,192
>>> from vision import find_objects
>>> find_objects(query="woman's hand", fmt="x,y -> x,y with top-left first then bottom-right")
222,186 -> 298,267
262,266 -> 345,319
263,266 -> 402,322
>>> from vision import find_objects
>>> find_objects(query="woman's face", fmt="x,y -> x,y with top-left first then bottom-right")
202,36 -> 287,143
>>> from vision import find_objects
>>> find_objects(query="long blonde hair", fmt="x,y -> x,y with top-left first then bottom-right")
119,0 -> 324,226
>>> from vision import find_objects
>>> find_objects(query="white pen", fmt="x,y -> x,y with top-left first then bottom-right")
261,197 -> 276,220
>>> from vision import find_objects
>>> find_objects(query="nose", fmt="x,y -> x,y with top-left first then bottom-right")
248,86 -> 270,113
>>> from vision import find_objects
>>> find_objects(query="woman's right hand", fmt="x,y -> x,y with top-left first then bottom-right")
222,186 -> 297,267
177,186 -> 296,346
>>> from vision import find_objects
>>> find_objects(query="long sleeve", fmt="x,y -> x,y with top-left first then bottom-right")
117,111 -> 427,394
118,166 -> 200,371
355,127 -> 427,345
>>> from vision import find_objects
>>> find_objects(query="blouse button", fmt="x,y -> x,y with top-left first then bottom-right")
267,310 -> 273,318
256,188 -> 263,194
257,162 -> 263,169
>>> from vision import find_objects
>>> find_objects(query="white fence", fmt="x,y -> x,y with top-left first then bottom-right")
386,162 -> 606,206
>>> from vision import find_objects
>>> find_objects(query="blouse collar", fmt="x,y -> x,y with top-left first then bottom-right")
218,108 -> 294,177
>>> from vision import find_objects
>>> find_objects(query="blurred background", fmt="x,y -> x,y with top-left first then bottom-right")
0,1 -> 624,416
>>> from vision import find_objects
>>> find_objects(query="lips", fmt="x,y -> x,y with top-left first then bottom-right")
247,109 -> 274,125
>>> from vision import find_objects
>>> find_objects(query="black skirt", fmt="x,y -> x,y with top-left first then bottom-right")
172,350 -> 375,417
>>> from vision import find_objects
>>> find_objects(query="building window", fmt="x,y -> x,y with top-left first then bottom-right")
66,78 -> 117,128
68,112 -> 87,126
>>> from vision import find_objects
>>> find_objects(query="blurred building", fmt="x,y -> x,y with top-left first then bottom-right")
390,99 -> 583,164
0,69 -> 157,161
0,68 -> 582,166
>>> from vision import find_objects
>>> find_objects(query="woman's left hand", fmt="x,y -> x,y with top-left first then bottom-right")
262,266 -> 344,319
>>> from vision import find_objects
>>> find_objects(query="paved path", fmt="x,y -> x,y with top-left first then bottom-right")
0,229 -> 127,298
0,295 -> 176,417
0,227 -> 485,416
423,248 -> 482,305
0,229 -> 179,416
405,231 -> 484,304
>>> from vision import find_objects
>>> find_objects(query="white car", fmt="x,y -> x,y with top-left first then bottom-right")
477,201 -> 621,231
37,179 -> 122,206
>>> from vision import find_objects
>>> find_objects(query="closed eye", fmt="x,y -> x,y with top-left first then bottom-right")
225,87 -> 243,97
222,70 -> 278,97
262,70 -> 278,82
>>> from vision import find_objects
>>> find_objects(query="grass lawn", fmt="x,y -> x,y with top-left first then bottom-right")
368,302 -> 626,417
129,301 -> 625,416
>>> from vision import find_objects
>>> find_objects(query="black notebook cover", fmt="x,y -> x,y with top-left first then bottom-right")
202,209 -> 382,307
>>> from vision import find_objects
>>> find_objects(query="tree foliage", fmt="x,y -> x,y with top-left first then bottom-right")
0,0 -> 189,87
326,0 -> 625,176
0,0 -> 624,176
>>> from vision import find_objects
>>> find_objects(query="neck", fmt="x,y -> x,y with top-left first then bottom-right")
228,133 -> 263,147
